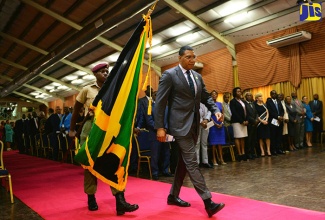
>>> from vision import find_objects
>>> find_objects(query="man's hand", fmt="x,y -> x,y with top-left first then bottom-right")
69,130 -> 77,138
201,119 -> 208,129
134,128 -> 140,136
215,112 -> 223,121
157,128 -> 166,142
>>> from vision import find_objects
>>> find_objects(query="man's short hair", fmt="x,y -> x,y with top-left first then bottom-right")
179,45 -> 193,56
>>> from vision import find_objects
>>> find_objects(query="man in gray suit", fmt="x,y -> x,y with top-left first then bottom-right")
291,92 -> 305,149
154,45 -> 225,217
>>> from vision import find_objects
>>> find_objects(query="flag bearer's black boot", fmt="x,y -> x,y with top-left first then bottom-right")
87,194 -> 98,211
115,192 -> 139,216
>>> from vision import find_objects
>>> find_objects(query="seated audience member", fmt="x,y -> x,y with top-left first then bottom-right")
138,90 -> 172,180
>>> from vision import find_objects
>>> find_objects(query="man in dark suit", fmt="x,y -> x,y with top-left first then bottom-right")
309,94 -> 323,143
14,114 -> 28,153
266,90 -> 285,155
244,92 -> 258,159
154,45 -> 224,218
138,90 -> 172,180
45,107 -> 61,160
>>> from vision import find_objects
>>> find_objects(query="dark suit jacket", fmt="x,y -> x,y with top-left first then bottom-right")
45,113 -> 60,134
154,65 -> 219,137
135,96 -> 148,128
309,100 -> 323,118
230,98 -> 247,124
286,104 -> 297,123
244,101 -> 258,125
29,117 -> 40,136
266,98 -> 284,124
138,102 -> 168,141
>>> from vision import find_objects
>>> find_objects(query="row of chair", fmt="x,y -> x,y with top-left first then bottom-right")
134,126 -> 236,180
22,133 -> 79,164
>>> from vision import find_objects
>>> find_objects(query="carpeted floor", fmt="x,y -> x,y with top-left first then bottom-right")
2,150 -> 325,220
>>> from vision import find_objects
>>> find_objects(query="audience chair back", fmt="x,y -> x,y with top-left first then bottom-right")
34,134 -> 42,157
0,140 -> 14,203
47,134 -> 54,159
221,126 -> 236,162
134,129 -> 152,179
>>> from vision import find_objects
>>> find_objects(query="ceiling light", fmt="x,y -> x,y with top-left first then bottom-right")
219,1 -> 249,17
176,32 -> 200,43
71,79 -> 84,85
148,45 -> 167,54
51,82 -> 61,87
30,92 -> 39,96
108,53 -> 120,62
224,12 -> 249,23
43,85 -> 55,90
166,25 -> 191,37
57,85 -> 69,90
82,75 -> 96,80
74,71 -> 87,76
64,75 -> 78,81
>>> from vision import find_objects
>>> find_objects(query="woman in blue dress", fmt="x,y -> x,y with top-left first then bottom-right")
208,90 -> 226,165
4,120 -> 14,151
302,96 -> 314,147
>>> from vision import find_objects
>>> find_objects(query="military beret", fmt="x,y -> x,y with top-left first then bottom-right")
91,62 -> 109,73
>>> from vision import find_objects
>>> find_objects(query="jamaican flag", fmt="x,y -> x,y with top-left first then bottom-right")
74,14 -> 152,191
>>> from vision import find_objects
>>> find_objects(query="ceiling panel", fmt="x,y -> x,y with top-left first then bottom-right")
1,0 -> 323,104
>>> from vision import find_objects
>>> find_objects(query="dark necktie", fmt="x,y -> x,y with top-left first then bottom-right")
186,70 -> 195,97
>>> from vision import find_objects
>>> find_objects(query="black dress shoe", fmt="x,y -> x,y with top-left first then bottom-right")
200,163 -> 213,168
152,175 -> 159,180
205,201 -> 225,218
167,194 -> 191,207
163,172 -> 174,177
88,194 -> 98,211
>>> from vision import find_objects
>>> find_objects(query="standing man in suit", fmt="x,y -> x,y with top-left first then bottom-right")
244,92 -> 258,159
14,114 -> 27,153
309,94 -> 323,143
291,92 -> 305,149
266,90 -> 285,155
154,45 -> 225,218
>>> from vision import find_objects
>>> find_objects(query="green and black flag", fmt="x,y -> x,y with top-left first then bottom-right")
74,12 -> 153,191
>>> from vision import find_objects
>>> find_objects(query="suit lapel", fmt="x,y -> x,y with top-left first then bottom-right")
176,66 -> 193,95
